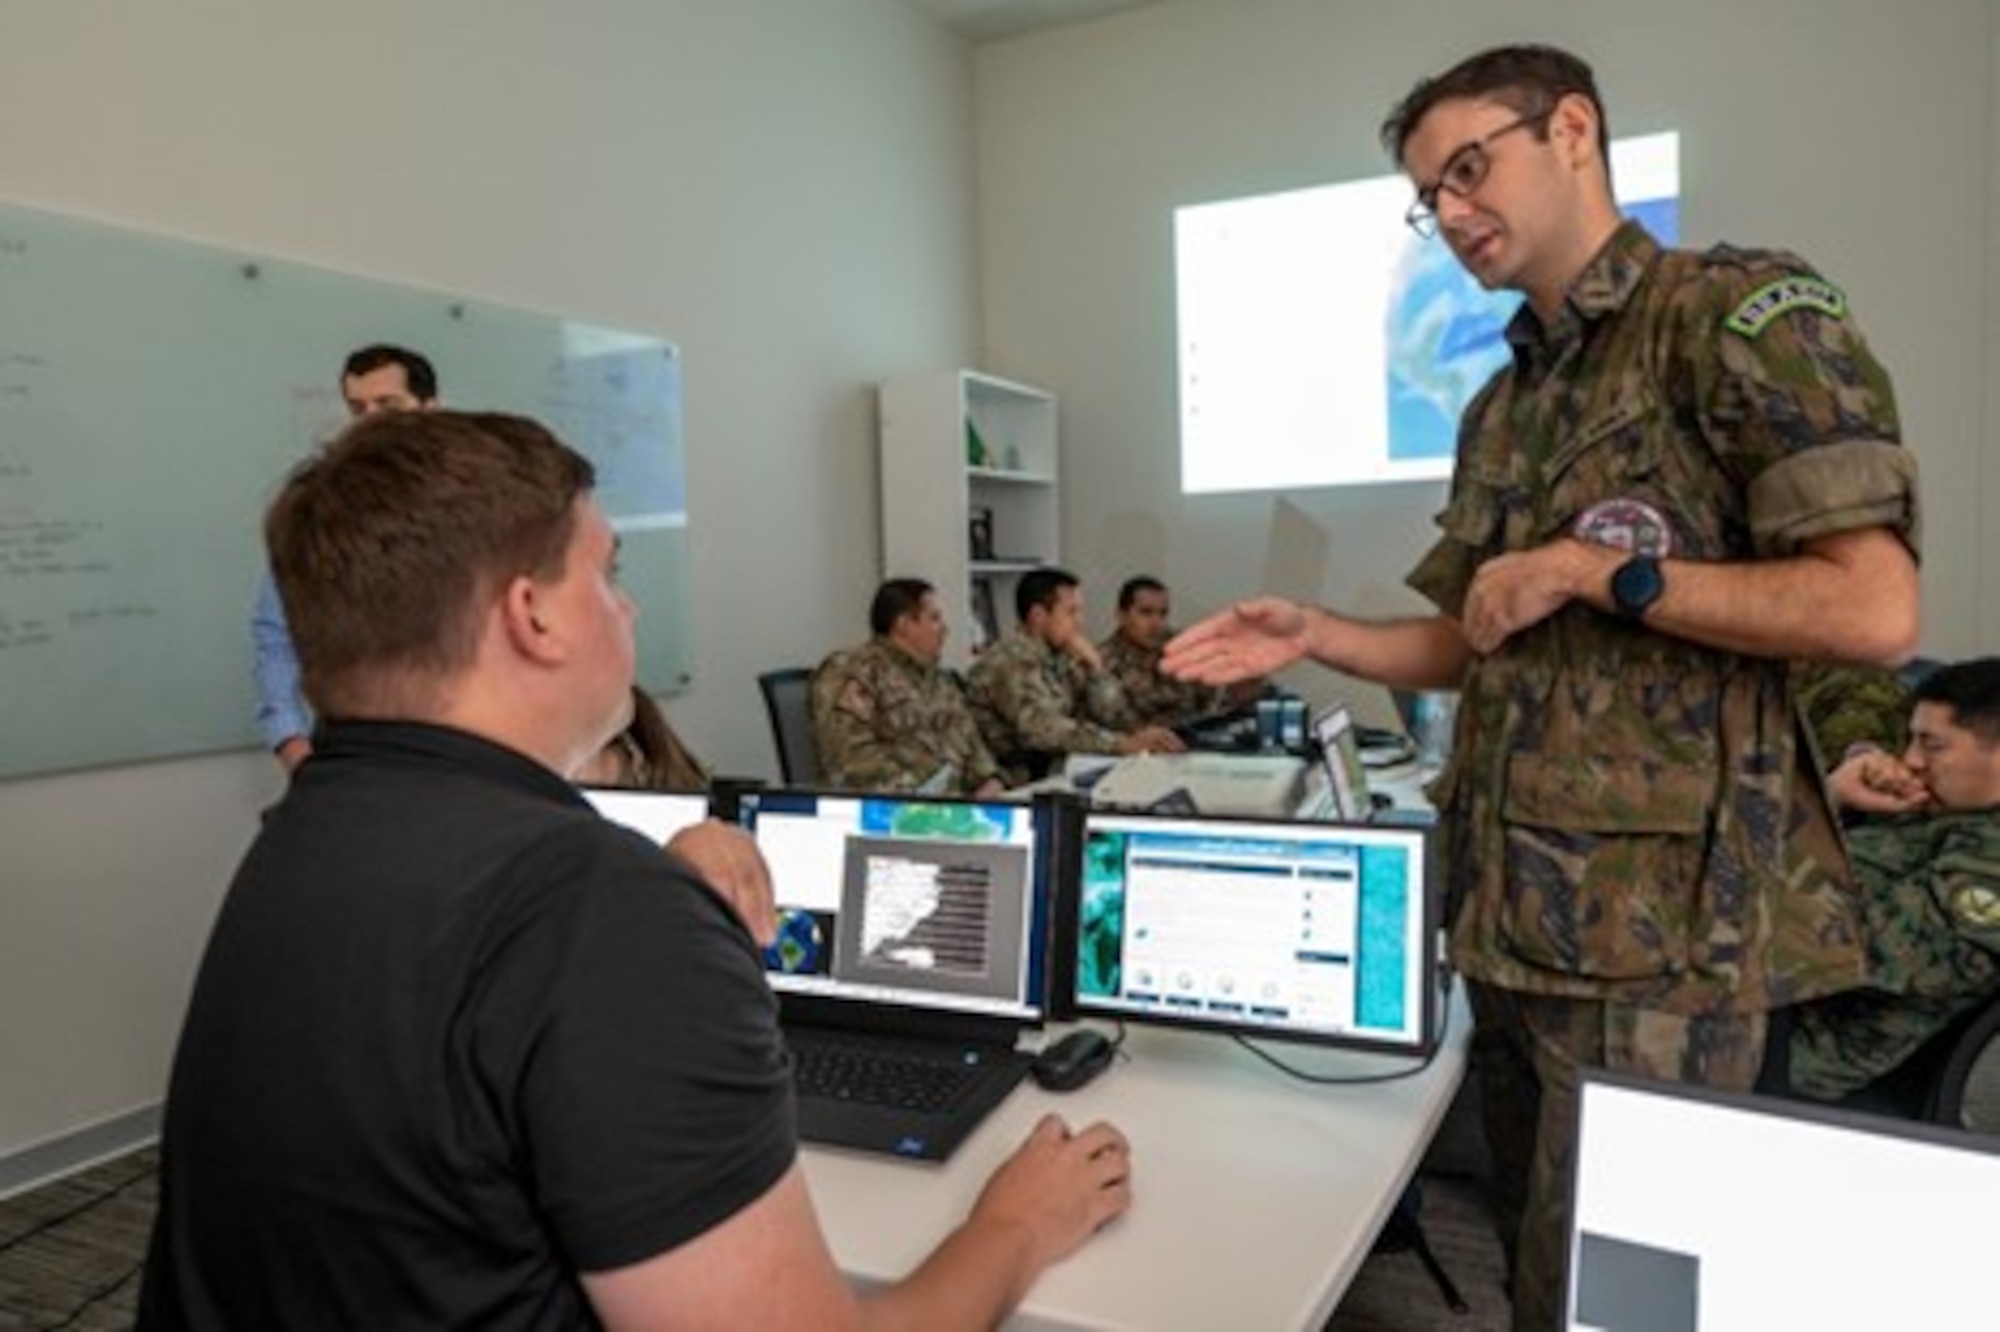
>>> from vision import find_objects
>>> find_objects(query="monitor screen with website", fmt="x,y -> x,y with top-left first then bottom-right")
736,789 -> 1060,1031
1053,808 -> 1436,1054
1569,1072 -> 2000,1330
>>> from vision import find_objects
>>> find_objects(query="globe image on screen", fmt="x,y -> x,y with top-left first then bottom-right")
764,907 -> 825,975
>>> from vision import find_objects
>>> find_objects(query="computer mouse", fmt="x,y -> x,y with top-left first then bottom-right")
1031,1029 -> 1116,1092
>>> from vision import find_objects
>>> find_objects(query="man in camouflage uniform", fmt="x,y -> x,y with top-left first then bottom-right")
1796,662 -> 1914,770
1099,576 -> 1256,728
1162,44 -> 1919,1330
1788,659 -> 2000,1100
966,567 -> 1183,784
809,578 -> 1004,796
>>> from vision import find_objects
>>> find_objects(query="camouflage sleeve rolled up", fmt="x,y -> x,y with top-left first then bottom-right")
1690,247 -> 1918,558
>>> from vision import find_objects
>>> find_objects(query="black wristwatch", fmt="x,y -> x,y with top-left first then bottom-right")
1610,554 -> 1665,620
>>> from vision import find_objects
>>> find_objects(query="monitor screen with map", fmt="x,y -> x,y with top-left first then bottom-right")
737,790 -> 1057,1027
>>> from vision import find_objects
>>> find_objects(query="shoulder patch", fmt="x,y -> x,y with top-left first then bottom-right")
1724,276 -> 1847,338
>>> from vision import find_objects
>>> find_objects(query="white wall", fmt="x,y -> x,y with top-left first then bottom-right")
973,0 -> 1997,687
0,0 -> 977,1165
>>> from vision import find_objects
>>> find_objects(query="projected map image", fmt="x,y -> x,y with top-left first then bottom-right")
1384,241 -> 1521,464
1384,189 -> 1682,466
1176,131 -> 1680,494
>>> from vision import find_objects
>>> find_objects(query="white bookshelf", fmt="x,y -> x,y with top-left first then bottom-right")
878,370 -> 1059,667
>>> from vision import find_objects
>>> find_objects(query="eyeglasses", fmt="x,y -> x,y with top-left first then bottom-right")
1404,109 -> 1554,238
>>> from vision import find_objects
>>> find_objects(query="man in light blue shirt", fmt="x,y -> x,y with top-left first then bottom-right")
252,344 -> 438,770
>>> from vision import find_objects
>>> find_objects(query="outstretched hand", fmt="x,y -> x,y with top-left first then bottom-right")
1161,598 -> 1308,685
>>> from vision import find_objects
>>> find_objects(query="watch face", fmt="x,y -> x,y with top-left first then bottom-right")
1613,556 -> 1664,617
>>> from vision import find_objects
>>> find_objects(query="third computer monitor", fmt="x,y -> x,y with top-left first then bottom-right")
1053,807 -> 1437,1055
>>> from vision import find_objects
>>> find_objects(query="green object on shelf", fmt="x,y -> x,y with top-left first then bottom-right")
965,418 -> 988,466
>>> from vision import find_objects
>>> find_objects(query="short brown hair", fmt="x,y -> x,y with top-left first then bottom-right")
266,410 -> 595,719
1380,44 -> 1609,167
870,578 -> 936,637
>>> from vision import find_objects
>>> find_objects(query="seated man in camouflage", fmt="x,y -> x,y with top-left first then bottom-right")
1786,657 -> 2000,1101
810,578 -> 1004,796
966,566 -> 1183,783
1795,661 -> 1913,774
1099,575 -> 1261,729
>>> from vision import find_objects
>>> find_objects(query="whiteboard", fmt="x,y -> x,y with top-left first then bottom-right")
0,199 -> 691,780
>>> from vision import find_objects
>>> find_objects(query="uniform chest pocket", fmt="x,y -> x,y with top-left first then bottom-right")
1537,390 -> 1678,544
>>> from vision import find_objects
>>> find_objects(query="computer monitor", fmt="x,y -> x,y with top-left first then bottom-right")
1569,1072 -> 2000,1330
1309,702 -> 1372,821
736,789 -> 1066,1037
1051,808 -> 1437,1055
581,787 -> 714,843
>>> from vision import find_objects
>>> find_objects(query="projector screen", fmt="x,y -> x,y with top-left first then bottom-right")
1175,133 -> 1680,494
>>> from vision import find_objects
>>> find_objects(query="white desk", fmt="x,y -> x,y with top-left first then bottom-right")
801,986 -> 1471,1331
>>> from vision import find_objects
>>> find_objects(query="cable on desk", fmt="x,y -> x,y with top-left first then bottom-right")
1228,976 -> 1455,1086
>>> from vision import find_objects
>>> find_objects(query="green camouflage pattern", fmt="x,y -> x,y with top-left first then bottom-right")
808,639 -> 1001,794
1407,221 -> 1919,1016
965,630 -> 1135,780
1794,662 -> 1912,767
1099,632 -> 1223,727
1787,807 -> 2000,1099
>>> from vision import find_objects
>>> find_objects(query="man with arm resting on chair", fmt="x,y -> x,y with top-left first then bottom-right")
811,577 -> 1006,796
142,411 -> 1131,1330
1784,658 -> 2000,1102
251,343 -> 440,773
1164,44 -> 1918,1330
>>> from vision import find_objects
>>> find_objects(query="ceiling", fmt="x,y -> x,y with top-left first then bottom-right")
911,0 -> 1160,44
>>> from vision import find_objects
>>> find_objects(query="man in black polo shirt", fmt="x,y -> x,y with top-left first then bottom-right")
139,411 -> 1131,1329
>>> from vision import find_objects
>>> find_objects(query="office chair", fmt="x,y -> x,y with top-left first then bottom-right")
757,667 -> 821,785
1930,997 -> 2000,1134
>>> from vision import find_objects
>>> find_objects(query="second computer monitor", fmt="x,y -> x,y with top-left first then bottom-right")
738,789 -> 1060,1033
1053,808 -> 1437,1055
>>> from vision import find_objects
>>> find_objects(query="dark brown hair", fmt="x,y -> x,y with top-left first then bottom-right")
870,578 -> 936,637
341,344 -> 439,401
1380,44 -> 1608,166
266,410 -> 595,719
1914,658 -> 2000,745
606,686 -> 710,791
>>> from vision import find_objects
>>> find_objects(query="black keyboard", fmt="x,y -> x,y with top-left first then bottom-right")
790,1040 -> 987,1115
